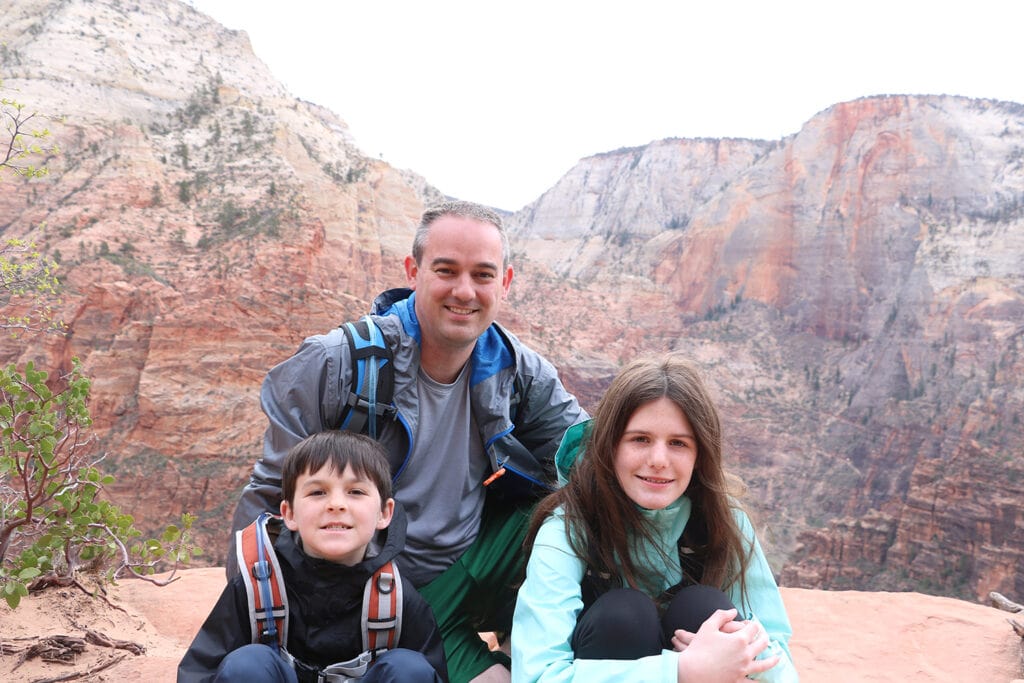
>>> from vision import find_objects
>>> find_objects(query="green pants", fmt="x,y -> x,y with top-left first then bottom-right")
417,499 -> 532,683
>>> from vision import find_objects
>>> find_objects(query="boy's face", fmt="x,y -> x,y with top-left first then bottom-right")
280,463 -> 394,566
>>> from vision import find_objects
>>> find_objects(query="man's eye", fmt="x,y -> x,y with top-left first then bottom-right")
475,272 -> 495,280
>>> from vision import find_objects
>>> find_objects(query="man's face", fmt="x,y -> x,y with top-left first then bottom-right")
405,215 -> 513,357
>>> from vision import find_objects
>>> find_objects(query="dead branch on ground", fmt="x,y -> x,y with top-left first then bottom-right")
988,591 -> 1023,613
30,653 -> 127,683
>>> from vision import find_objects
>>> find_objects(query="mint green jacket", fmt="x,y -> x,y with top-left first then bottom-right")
511,424 -> 798,682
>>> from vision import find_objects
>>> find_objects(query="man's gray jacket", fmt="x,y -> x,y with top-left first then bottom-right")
228,288 -> 587,570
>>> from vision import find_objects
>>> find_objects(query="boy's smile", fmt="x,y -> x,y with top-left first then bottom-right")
280,463 -> 394,566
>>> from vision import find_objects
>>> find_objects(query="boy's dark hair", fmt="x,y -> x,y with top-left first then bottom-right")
281,431 -> 393,507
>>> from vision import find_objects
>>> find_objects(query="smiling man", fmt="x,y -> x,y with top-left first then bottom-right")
228,201 -> 587,683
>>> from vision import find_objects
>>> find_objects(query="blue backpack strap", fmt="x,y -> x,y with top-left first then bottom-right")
339,316 -> 396,439
236,512 -> 289,650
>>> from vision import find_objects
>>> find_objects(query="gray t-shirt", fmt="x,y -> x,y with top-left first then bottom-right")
394,364 -> 488,586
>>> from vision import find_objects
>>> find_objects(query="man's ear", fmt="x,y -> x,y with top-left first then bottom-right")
376,498 -> 396,530
280,499 -> 299,531
404,256 -> 418,288
501,265 -> 514,299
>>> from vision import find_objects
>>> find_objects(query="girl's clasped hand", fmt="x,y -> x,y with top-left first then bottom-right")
672,608 -> 781,683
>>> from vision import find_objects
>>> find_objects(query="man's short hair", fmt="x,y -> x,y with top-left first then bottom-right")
281,431 -> 393,507
412,200 -> 510,268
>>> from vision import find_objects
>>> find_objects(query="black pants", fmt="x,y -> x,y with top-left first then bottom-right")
571,585 -> 737,659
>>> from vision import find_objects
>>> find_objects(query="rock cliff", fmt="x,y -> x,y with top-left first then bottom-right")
509,96 -> 1024,601
1,0 -> 1021,601
0,0 -> 436,556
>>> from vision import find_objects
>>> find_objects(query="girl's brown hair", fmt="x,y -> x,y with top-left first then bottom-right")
524,353 -> 751,597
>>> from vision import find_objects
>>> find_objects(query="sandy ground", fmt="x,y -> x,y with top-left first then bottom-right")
1,568 -> 1021,682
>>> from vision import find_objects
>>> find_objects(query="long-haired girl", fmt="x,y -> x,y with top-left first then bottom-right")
512,353 -> 797,682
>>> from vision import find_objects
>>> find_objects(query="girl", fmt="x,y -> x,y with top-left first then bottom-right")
512,353 -> 798,682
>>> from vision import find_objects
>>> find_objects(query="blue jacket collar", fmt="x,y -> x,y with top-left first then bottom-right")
374,288 -> 514,386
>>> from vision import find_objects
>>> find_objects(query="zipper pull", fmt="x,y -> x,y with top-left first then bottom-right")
483,467 -> 506,486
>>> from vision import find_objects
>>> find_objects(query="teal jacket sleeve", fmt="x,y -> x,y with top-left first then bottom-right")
511,515 -> 680,683
728,509 -> 799,682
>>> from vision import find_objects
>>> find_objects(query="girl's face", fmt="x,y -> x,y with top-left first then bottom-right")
613,396 -> 697,510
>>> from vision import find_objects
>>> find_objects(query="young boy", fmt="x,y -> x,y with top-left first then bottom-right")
179,431 -> 448,683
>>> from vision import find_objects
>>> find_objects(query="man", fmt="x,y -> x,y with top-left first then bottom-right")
228,201 -> 587,683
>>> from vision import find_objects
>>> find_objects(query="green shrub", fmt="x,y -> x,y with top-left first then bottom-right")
0,360 -> 200,608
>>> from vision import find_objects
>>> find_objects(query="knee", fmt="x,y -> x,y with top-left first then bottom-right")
572,588 -> 661,659
215,643 -> 296,683
662,584 -> 737,635
593,587 -> 660,629
364,648 -> 441,683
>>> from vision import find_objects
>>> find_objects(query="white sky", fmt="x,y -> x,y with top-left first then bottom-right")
189,0 -> 1022,211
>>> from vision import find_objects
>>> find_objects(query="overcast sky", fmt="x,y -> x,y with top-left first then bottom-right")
189,0 -> 1022,211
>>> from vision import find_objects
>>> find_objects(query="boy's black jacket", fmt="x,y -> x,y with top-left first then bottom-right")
177,503 -> 448,682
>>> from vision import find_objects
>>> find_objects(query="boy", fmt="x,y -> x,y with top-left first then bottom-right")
179,431 -> 448,682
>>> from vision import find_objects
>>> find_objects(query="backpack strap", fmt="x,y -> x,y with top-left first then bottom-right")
236,512 -> 289,650
339,316 -> 396,439
361,560 -> 403,655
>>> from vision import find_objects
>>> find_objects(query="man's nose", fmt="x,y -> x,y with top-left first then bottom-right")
451,273 -> 474,300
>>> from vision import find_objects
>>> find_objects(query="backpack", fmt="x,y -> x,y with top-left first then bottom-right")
337,314 -> 525,472
235,512 -> 403,681
337,316 -> 397,439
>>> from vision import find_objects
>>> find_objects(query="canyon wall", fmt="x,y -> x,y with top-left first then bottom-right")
1,0 -> 1021,600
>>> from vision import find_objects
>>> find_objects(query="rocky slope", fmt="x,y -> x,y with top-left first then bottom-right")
0,0 -> 440,558
508,96 -> 1024,601
1,0 -> 1021,602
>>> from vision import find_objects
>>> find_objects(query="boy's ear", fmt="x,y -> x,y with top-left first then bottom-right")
280,499 -> 300,531
376,498 -> 395,530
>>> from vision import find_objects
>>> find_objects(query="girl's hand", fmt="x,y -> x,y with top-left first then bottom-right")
675,609 -> 780,683
671,615 -> 744,651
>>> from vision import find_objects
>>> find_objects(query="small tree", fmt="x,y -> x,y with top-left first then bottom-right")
1,83 -> 57,179
0,237 -> 63,334
0,361 -> 200,607
2,80 -> 63,334
0,82 -> 200,608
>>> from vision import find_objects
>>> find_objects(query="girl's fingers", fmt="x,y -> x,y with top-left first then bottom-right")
748,654 -> 781,675
671,628 -> 696,651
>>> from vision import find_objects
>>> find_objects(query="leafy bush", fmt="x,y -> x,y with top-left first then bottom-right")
0,360 -> 200,607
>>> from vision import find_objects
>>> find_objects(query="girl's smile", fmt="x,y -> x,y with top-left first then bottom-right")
613,397 -> 697,510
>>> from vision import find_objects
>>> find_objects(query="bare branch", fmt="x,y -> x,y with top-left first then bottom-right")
86,523 -> 182,587
989,591 -> 1023,613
